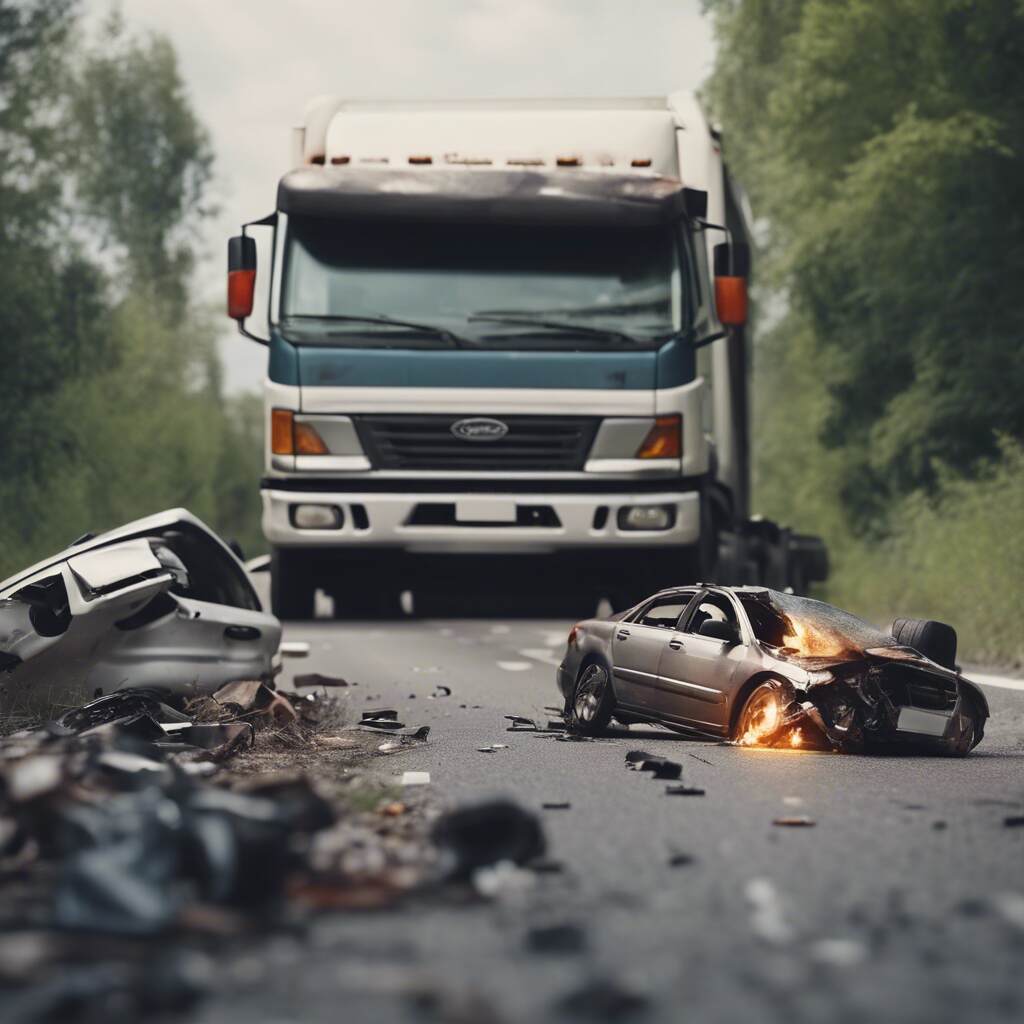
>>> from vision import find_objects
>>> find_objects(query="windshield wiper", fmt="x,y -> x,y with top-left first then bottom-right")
467,314 -> 641,346
287,314 -> 469,347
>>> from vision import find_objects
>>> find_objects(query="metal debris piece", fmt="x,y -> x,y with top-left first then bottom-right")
477,744 -> 509,753
526,922 -> 586,954
432,800 -> 545,879
665,784 -> 705,796
624,750 -> 682,780
668,852 -> 696,867
772,815 -> 816,827
211,679 -> 264,709
360,710 -> 404,731
431,685 -> 452,698
542,802 -> 571,810
687,752 -> 715,766
1003,816 -> 1024,828
505,714 -> 539,732
293,672 -> 349,688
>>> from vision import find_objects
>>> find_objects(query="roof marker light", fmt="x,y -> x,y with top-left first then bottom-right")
330,155 -> 351,165
408,155 -> 433,165
556,156 -> 582,167
631,158 -> 652,168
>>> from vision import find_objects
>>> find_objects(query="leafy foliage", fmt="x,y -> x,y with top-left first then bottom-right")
707,0 -> 1024,660
0,3 -> 261,580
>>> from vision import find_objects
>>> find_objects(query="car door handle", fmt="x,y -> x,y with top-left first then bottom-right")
616,629 -> 631,641
224,625 -> 261,641
667,636 -> 685,650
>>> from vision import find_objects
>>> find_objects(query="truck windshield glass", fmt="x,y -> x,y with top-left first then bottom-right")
280,216 -> 685,349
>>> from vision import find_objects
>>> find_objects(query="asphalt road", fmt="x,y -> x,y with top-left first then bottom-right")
200,610 -> 1024,1024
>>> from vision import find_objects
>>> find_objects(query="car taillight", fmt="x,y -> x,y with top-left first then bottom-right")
568,623 -> 583,647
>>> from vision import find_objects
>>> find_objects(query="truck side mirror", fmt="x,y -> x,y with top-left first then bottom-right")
713,242 -> 750,328
227,235 -> 257,321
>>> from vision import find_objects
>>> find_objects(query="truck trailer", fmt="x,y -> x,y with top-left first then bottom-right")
228,93 -> 827,618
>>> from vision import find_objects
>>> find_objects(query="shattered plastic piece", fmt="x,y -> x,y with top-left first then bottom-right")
477,744 -> 509,753
293,672 -> 348,688
773,815 -> 816,827
665,784 -> 705,796
59,691 -> 190,734
212,679 -> 264,709
401,771 -> 431,786
624,750 -> 682,780
473,860 -> 536,899
668,852 -> 696,867
526,922 -> 586,954
432,685 -> 452,697
432,800 -> 545,879
542,802 -> 571,810
1003,816 -> 1024,828
505,714 -> 539,732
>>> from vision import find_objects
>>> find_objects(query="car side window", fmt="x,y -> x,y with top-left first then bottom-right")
685,593 -> 739,636
155,526 -> 261,611
635,594 -> 693,630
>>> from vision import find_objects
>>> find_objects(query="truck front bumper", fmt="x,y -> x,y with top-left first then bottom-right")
261,480 -> 701,554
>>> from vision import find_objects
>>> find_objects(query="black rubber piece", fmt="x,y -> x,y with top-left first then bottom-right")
890,618 -> 958,670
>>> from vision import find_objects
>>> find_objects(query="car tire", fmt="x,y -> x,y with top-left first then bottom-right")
733,678 -> 787,744
270,547 -> 315,620
568,661 -> 615,736
890,618 -> 958,670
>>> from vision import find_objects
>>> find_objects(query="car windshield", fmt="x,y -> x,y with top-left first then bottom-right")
280,215 -> 686,350
739,590 -> 894,660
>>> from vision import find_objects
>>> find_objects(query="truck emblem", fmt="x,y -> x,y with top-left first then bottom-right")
450,417 -> 509,442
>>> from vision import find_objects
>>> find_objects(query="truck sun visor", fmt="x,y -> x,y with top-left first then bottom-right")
276,167 -> 699,227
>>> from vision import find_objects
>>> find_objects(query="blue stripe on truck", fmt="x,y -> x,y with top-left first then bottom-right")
269,331 -> 695,390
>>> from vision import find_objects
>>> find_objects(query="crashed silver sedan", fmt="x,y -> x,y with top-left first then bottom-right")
0,509 -> 281,717
558,585 -> 988,755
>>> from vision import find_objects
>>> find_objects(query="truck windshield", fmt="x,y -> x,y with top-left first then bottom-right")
280,216 -> 686,349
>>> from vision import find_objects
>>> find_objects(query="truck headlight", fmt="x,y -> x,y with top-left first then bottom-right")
290,504 -> 343,529
618,505 -> 675,531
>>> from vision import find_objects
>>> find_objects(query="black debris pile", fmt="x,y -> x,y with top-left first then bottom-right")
624,750 -> 683,780
432,799 -> 546,881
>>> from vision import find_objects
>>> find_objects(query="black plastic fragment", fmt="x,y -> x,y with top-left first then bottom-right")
526,923 -> 586,954
625,750 -> 682,780
665,784 -> 705,796
432,800 -> 545,879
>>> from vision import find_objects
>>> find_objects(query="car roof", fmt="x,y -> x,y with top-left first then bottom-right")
0,508 -> 214,596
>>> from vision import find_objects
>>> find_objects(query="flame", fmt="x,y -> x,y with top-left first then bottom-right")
789,729 -> 803,748
782,617 -> 846,658
740,696 -> 780,746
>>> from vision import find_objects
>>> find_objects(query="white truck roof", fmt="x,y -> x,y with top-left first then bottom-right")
292,92 -> 717,190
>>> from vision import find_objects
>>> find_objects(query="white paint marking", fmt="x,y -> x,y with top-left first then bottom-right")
518,648 -> 563,668
967,672 -> 1024,693
497,661 -> 533,672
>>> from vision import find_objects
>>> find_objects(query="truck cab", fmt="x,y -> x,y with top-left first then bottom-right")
229,94 -> 826,617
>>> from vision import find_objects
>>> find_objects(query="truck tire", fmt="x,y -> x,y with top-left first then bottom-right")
890,618 -> 958,670
271,548 -> 315,620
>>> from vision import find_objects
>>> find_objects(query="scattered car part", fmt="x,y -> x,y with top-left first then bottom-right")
0,510 -> 282,718
431,800 -> 545,879
625,750 -> 683,779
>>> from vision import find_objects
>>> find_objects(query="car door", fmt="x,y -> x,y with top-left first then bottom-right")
651,590 -> 748,732
611,592 -> 696,711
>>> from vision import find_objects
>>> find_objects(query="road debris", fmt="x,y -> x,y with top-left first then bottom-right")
505,714 -> 539,732
624,750 -> 683,780
557,977 -> 650,1019
526,922 -> 587,954
772,815 -> 816,828
542,801 -> 571,810
1003,816 -> 1024,828
432,800 -> 545,878
665,784 -> 705,796
476,744 -> 509,753
0,509 -> 282,717
668,852 -> 696,867
430,685 -> 453,698
401,771 -> 431,786
294,673 -> 349,688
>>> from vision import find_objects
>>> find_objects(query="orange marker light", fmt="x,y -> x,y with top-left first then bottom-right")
636,415 -> 682,459
294,421 -> 329,455
271,409 -> 294,455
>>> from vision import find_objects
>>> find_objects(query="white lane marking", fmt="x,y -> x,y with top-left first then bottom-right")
519,647 -> 563,668
497,661 -> 533,672
968,672 -> 1024,693
542,630 -> 568,647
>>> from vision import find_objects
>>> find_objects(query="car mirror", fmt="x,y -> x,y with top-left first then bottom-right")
698,618 -> 739,644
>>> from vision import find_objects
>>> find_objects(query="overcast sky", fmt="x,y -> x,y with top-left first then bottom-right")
101,1 -> 716,390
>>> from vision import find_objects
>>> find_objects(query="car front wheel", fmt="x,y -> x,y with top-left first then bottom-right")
568,661 -> 615,735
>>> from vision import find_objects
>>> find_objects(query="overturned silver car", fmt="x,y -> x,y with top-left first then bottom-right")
0,510 -> 282,717
558,585 -> 989,755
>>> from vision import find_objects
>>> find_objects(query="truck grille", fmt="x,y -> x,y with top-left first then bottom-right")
354,414 -> 599,471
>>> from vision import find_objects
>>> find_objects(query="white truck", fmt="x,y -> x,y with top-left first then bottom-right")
227,93 -> 827,617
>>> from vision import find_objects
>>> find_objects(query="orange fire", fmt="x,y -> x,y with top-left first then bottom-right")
782,617 -> 846,658
740,696 -> 780,746
789,729 -> 803,748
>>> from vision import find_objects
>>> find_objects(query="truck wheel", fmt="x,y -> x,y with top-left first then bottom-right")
271,548 -> 315,620
890,618 -> 958,670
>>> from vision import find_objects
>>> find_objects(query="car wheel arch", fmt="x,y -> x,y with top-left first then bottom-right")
728,671 -> 795,739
